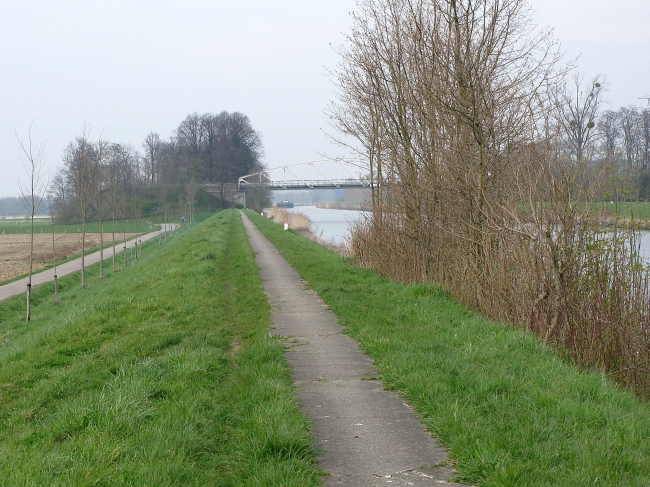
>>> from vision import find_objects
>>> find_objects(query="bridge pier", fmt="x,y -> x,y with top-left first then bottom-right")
203,183 -> 248,207
235,191 -> 246,207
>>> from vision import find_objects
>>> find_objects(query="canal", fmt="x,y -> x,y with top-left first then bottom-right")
289,205 -> 650,263
288,206 -> 370,246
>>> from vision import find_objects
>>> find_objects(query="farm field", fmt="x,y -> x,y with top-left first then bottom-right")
0,212 -> 215,284
0,218 -> 153,235
0,232 -> 134,283
0,211 -> 214,235
606,202 -> 650,221
584,201 -> 650,223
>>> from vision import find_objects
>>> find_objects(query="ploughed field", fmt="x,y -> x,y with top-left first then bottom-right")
0,232 -> 134,282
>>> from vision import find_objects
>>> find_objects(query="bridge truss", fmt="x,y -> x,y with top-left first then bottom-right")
238,158 -> 372,191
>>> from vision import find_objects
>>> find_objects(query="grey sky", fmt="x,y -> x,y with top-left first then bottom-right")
1,0 -> 648,197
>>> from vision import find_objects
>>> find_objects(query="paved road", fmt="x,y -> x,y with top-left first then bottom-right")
241,211 -> 464,486
0,224 -> 177,302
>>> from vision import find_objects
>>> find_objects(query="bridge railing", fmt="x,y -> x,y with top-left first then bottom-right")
238,178 -> 372,190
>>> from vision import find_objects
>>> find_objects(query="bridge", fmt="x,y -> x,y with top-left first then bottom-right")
237,159 -> 372,192
203,159 -> 372,206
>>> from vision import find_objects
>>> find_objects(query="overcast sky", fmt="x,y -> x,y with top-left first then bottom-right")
1,0 -> 648,197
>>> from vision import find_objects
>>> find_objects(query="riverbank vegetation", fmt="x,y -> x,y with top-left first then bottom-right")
264,207 -> 312,234
328,0 -> 650,397
264,207 -> 347,254
249,209 -> 650,486
0,211 -> 320,485
316,200 -> 372,211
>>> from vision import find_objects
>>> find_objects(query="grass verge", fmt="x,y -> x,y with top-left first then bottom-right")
0,210 -> 320,486
247,209 -> 650,487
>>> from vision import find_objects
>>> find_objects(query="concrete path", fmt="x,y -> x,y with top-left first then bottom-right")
0,224 -> 177,302
241,212 -> 464,486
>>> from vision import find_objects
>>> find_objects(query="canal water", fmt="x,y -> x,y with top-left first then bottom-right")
289,206 -> 370,245
290,205 -> 650,264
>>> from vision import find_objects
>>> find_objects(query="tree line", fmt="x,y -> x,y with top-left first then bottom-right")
50,111 -> 269,225
14,111 -> 268,322
598,105 -> 650,200
330,0 -> 650,396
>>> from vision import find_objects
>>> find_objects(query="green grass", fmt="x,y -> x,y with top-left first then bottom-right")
612,202 -> 650,221
0,210 -> 320,486
247,209 -> 650,487
590,201 -> 650,221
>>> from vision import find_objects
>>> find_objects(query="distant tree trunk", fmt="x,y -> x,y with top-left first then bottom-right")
93,140 -> 107,280
185,178 -> 198,224
134,158 -> 140,259
143,132 -> 160,186
72,130 -> 92,289
178,192 -> 186,232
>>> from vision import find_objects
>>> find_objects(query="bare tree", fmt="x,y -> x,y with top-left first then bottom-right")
172,111 -> 263,205
643,109 -> 650,171
143,132 -> 161,186
122,188 -> 128,267
553,73 -> 605,164
48,170 -> 70,223
91,138 -> 109,279
63,128 -> 93,289
330,0 -> 650,396
156,183 -> 170,241
329,0 -> 565,278
133,154 -> 142,258
598,111 -> 621,163
106,144 -> 121,271
16,123 -> 48,322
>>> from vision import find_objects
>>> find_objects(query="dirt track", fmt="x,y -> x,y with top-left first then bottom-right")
0,233 -> 134,282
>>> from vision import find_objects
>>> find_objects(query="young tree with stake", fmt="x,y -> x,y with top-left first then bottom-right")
49,204 -> 59,304
16,124 -> 48,322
